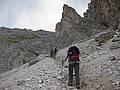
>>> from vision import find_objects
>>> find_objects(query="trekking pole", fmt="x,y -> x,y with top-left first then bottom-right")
62,60 -> 64,66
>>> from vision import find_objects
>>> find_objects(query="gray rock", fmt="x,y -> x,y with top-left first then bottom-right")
109,55 -> 116,61
0,27 -> 57,73
85,0 -> 120,30
17,80 -> 25,86
38,84 -> 42,88
55,4 -> 106,48
95,31 -> 116,46
38,79 -> 44,84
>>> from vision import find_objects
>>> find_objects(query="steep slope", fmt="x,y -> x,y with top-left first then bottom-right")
0,30 -> 119,90
0,55 -> 68,90
56,30 -> 120,90
0,27 -> 56,73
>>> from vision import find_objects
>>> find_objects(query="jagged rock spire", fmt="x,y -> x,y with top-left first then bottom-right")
55,4 -> 106,48
62,4 -> 81,22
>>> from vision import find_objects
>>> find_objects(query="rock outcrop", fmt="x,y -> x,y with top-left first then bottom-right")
56,0 -> 120,49
84,0 -> 120,30
0,27 -> 56,73
55,4 -> 107,49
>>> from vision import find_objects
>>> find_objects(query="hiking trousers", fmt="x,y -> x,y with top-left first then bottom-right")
68,63 -> 80,85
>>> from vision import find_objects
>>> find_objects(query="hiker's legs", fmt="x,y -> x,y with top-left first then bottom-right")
74,63 -> 80,87
68,64 -> 73,86
53,52 -> 55,59
50,53 -> 52,58
54,52 -> 56,59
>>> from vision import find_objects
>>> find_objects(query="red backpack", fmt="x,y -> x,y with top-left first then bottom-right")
68,46 -> 80,61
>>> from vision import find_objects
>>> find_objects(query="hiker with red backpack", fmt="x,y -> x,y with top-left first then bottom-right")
62,46 -> 80,89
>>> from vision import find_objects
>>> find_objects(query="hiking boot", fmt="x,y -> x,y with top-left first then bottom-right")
76,84 -> 80,89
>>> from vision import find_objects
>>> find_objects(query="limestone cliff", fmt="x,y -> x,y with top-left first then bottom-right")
55,4 -> 106,48
84,0 -> 120,30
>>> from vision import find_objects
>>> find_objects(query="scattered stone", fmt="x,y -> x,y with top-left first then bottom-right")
38,84 -> 42,88
31,76 -> 35,80
64,65 -> 68,68
109,56 -> 116,61
25,78 -> 31,81
39,74 -> 42,76
17,80 -> 25,86
96,85 -> 100,89
53,75 -> 57,78
38,79 -> 44,84
57,76 -> 61,80
112,35 -> 119,42
81,82 -> 88,88
109,45 -> 120,50
25,84 -> 29,87
59,71 -> 63,76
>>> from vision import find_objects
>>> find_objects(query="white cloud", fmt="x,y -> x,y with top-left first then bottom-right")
0,0 -> 90,31
66,0 -> 90,16
15,0 -> 68,31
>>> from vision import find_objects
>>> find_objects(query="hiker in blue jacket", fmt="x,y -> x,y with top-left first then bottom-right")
62,46 -> 80,89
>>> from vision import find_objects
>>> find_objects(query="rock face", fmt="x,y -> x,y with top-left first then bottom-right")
0,27 -> 56,73
95,31 -> 116,46
55,4 -> 107,48
56,0 -> 120,49
84,0 -> 120,30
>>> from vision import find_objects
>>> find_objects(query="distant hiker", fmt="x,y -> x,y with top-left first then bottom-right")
62,46 -> 80,89
50,48 -> 53,58
54,47 -> 57,59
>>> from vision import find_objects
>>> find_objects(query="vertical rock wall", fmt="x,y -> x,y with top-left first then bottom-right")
84,0 -> 120,30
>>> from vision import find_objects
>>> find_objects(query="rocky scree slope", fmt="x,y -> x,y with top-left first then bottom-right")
0,27 -> 56,73
0,30 -> 119,90
56,30 -> 120,90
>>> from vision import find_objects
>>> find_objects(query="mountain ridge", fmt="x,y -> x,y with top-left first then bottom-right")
0,27 -> 56,73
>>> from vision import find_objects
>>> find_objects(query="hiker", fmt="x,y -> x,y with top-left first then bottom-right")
62,46 -> 80,89
50,48 -> 53,58
54,47 -> 57,59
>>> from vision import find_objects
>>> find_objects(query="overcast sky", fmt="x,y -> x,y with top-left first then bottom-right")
0,0 -> 90,31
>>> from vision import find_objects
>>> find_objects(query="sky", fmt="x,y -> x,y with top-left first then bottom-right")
0,0 -> 90,31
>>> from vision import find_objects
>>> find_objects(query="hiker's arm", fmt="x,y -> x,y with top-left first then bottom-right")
62,50 -> 69,64
62,55 -> 68,61
62,56 -> 68,63
62,56 -> 68,66
64,56 -> 68,61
